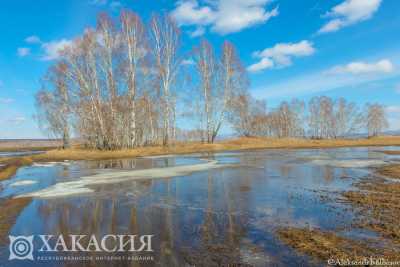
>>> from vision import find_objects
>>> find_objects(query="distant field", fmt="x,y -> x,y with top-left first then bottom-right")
0,139 -> 62,151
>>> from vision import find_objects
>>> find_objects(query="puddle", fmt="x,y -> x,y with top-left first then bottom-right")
1,146 -> 400,266
18,160 -> 232,198
310,159 -> 388,168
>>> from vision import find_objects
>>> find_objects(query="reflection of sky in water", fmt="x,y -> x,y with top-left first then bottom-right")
0,150 -> 44,157
1,146 -> 399,266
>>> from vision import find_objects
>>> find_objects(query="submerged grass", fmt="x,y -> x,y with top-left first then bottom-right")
277,228 -> 380,262
278,163 -> 400,264
342,164 -> 400,245
376,164 -> 400,178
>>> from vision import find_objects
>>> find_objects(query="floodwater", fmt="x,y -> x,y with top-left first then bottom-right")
0,151 -> 44,158
1,147 -> 400,266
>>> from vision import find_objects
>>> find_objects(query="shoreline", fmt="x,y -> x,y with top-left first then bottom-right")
277,161 -> 400,264
1,136 -> 400,181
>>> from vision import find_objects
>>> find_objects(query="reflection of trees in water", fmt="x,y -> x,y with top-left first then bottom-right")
323,166 -> 334,183
36,178 -> 183,266
280,164 -> 292,178
181,172 -> 253,266
81,157 -> 178,170
35,169 -> 260,266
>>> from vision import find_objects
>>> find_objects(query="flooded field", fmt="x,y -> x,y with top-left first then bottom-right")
1,147 -> 400,266
0,151 -> 44,158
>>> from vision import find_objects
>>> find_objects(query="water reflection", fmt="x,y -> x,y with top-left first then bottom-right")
1,147 -> 399,266
0,150 -> 44,158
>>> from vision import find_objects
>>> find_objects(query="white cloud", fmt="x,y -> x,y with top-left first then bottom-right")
17,47 -> 31,57
25,35 -> 41,44
172,1 -> 215,27
248,40 -> 315,72
190,27 -> 206,37
41,39 -> 72,61
247,57 -> 274,73
110,1 -> 122,10
327,59 -> 394,75
182,58 -> 195,66
251,61 -> 399,100
171,0 -> 278,36
0,98 -> 14,104
318,0 -> 382,33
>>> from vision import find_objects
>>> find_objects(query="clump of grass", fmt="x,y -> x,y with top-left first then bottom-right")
278,163 -> 400,264
0,157 -> 33,181
277,227 -> 380,263
342,172 -> 400,245
376,164 -> 400,179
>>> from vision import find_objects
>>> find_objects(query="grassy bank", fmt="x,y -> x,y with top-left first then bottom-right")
277,160 -> 400,264
1,136 -> 400,182
0,158 -> 33,181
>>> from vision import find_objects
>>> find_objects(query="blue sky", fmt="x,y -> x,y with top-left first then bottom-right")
0,0 -> 399,138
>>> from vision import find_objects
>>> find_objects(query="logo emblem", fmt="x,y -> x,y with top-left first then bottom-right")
9,235 -> 34,260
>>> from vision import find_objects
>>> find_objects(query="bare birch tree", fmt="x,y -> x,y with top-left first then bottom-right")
228,93 -> 266,137
193,40 -> 217,142
120,10 -> 147,148
150,14 -> 181,146
36,62 -> 71,148
366,103 -> 388,137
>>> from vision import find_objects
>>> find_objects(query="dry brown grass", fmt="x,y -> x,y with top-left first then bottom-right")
0,197 -> 31,245
341,164 -> 400,245
26,136 -> 400,162
376,164 -> 400,179
0,157 -> 33,181
278,162 -> 400,264
277,228 -> 381,262
277,227 -> 400,266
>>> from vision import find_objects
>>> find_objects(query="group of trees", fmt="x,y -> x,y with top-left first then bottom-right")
36,11 -> 246,149
230,94 -> 388,139
35,10 -> 389,149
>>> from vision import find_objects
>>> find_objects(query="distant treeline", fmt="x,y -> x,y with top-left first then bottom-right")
35,10 -> 389,149
228,95 -> 387,140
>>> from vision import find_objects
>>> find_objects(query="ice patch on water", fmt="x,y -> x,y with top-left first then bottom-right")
33,162 -> 56,167
22,181 -> 95,197
33,162 -> 71,167
304,155 -> 333,160
18,160 -> 229,199
140,154 -> 178,159
10,180 -> 37,186
311,159 -> 387,168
